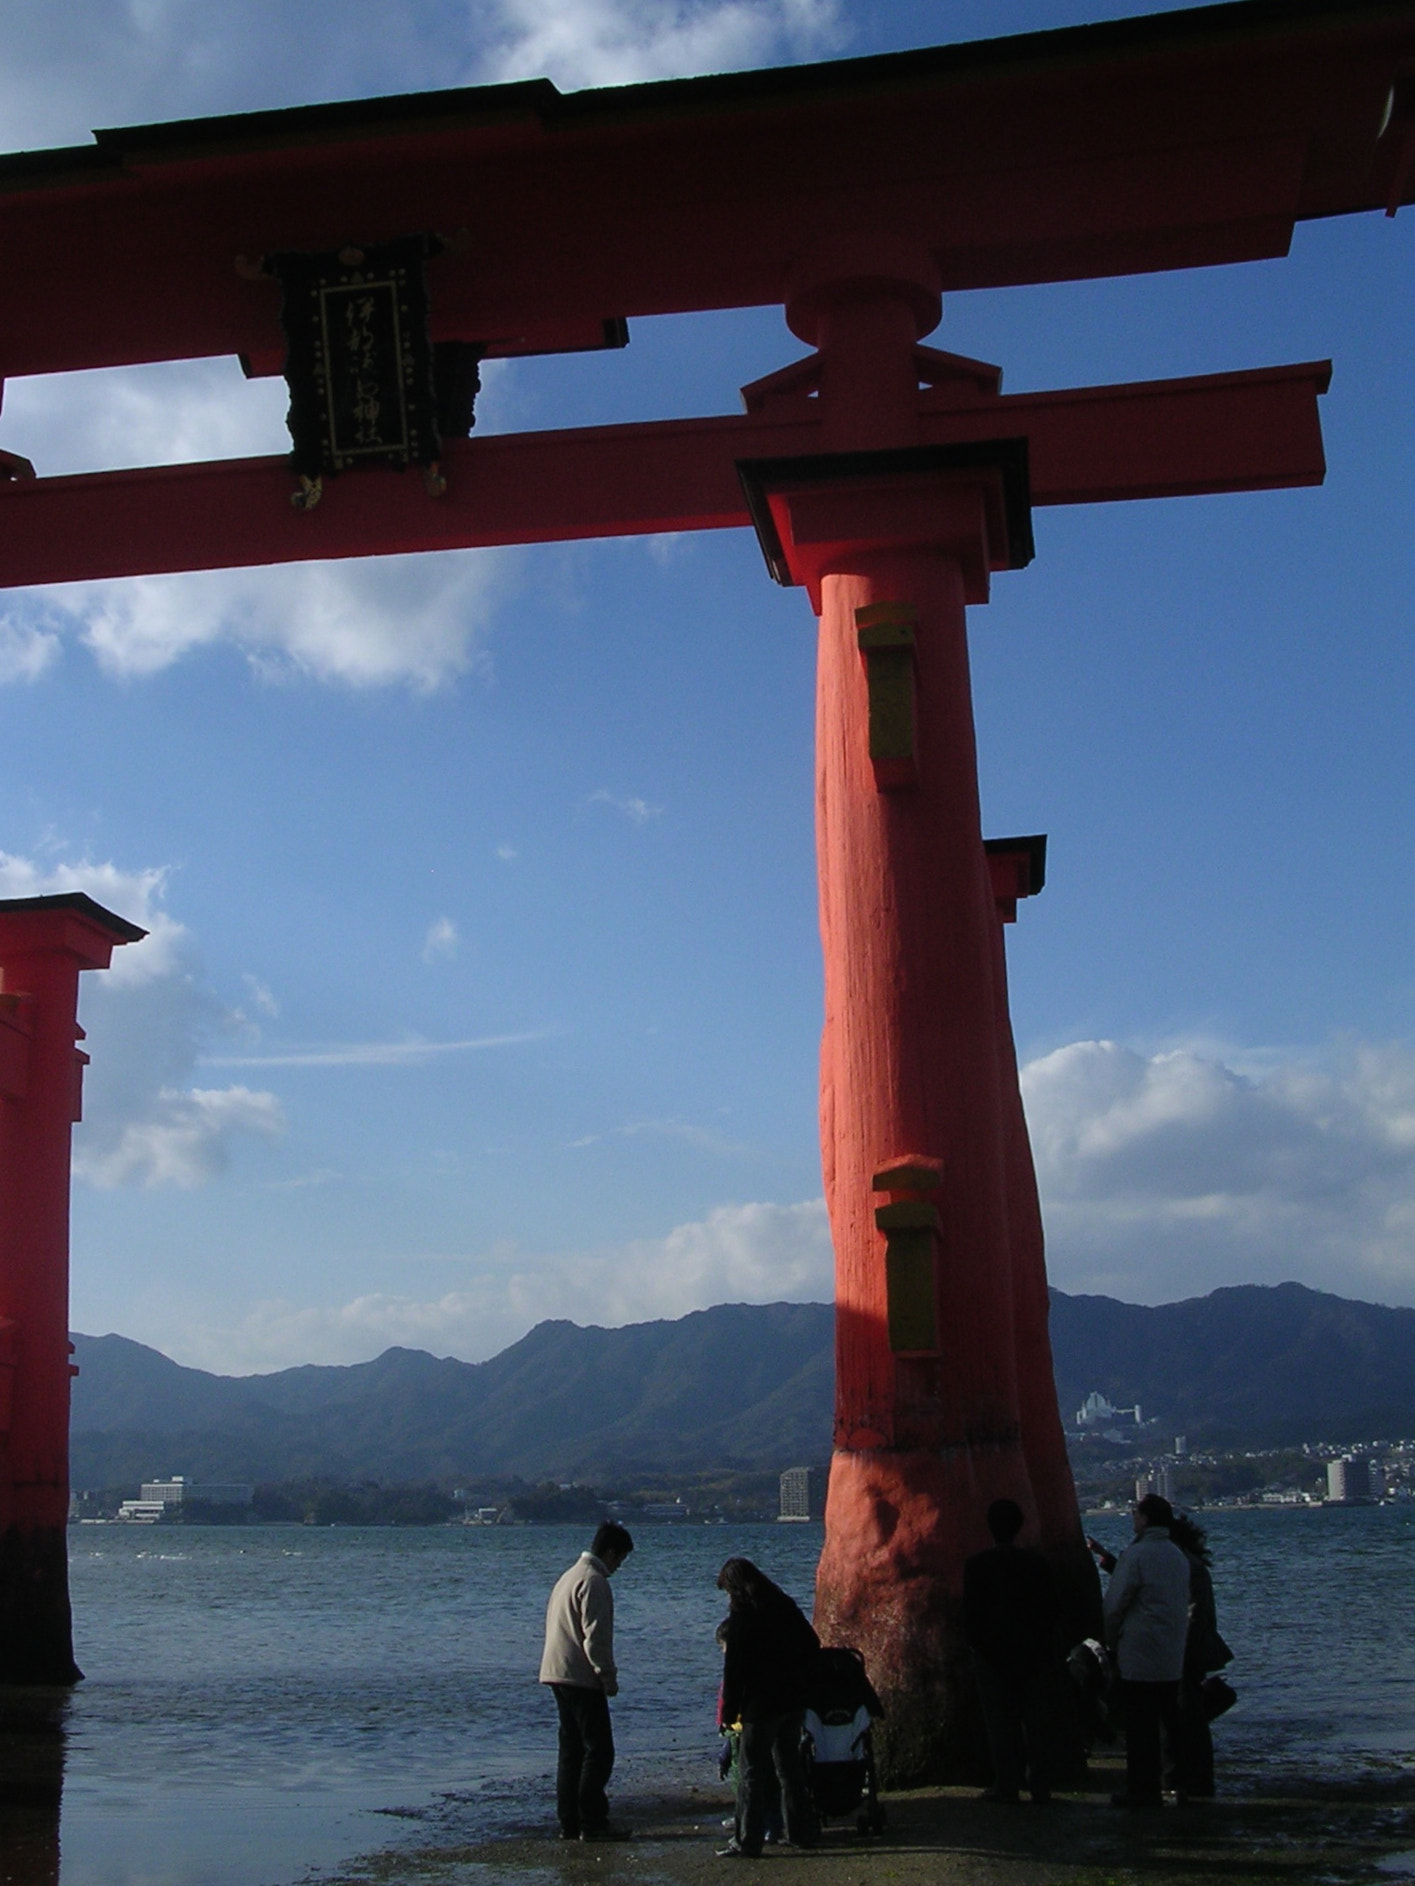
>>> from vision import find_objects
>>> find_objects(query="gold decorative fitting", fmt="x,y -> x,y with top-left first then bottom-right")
855,602 -> 919,790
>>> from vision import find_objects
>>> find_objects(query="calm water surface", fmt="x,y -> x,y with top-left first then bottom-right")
47,1508 -> 1415,1883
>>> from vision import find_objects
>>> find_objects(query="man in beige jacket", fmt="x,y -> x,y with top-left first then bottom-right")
539,1522 -> 634,1840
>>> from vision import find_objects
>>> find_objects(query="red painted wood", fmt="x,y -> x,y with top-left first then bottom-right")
0,5 -> 1411,377
0,363 -> 1327,588
0,899 -> 141,1684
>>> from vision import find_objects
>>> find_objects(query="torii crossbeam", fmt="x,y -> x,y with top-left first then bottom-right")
2,0 -> 1412,1777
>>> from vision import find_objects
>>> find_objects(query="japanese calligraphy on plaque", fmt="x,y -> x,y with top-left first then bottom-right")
260,234 -> 479,510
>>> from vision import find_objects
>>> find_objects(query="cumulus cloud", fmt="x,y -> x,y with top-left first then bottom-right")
1022,1038 -> 1415,1306
1,358 -> 289,481
0,850 -> 284,1186
422,916 -> 460,963
0,850 -> 186,984
167,1196 -> 833,1370
79,1085 -> 284,1189
4,547 -> 512,691
476,0 -> 848,88
0,614 -> 61,684
0,0 -> 848,152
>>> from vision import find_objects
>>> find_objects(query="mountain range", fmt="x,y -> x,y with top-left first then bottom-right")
69,1281 -> 1415,1488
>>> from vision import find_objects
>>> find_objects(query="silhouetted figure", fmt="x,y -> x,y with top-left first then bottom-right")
715,1558 -> 820,1858
539,1522 -> 634,1842
1169,1513 -> 1230,1798
1096,1494 -> 1190,1808
963,1498 -> 1061,1804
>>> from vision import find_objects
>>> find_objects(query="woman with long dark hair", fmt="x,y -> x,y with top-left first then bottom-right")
714,1558 -> 820,1858
1168,1513 -> 1229,1799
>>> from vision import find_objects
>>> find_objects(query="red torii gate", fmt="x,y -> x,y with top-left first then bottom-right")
3,0 -> 1413,1775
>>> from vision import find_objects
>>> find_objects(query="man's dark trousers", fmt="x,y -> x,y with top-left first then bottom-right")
551,1683 -> 614,1835
973,1656 -> 1053,1800
1120,1680 -> 1182,1804
737,1714 -> 815,1854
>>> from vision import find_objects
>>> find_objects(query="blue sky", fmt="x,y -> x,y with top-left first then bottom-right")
3,0 -> 1415,1371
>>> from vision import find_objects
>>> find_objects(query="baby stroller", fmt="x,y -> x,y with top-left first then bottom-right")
802,1646 -> 886,1835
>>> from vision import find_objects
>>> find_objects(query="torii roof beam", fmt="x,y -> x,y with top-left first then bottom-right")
0,0 -> 1413,380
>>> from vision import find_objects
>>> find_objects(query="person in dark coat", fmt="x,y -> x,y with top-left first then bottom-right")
963,1498 -> 1062,1804
714,1558 -> 820,1858
1168,1513 -> 1227,1799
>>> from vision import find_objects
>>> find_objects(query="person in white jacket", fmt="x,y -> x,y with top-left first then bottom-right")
539,1522 -> 634,1840
1097,1494 -> 1191,1808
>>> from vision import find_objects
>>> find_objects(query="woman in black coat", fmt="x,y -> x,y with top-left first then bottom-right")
715,1558 -> 820,1857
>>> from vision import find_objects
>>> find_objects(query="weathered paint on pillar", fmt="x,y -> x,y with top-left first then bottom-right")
740,252 -> 1099,1778
0,894 -> 145,1685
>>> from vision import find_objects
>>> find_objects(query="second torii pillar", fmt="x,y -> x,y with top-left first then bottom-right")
0,893 -> 145,1685
741,443 -> 1096,1780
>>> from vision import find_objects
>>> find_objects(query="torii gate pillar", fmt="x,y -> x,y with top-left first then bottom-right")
744,251 -> 1097,1779
0,894 -> 145,1685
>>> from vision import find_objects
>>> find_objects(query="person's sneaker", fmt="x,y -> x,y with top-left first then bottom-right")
716,1840 -> 760,1858
558,1828 -> 580,1840
581,1823 -> 633,1841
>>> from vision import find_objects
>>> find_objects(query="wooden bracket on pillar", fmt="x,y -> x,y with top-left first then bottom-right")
72,1025 -> 89,1124
873,1156 -> 945,1354
856,601 -> 918,790
0,1318 -> 17,1435
983,833 -> 1048,923
0,990 -> 32,1099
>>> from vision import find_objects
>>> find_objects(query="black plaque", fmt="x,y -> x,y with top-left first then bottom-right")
266,235 -> 451,481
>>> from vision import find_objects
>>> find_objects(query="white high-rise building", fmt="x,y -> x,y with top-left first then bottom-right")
778,1467 -> 812,1521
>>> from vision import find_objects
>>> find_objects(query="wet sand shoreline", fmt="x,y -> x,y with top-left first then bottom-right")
311,1753 -> 1415,1886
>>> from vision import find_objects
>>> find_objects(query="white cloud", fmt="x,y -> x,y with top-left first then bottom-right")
1,358 -> 289,481
587,788 -> 662,824
0,850 -> 185,984
241,975 -> 280,1020
165,1196 -> 833,1369
476,0 -> 847,88
201,1029 -> 553,1069
422,916 -> 460,963
4,546 -> 513,691
0,850 -> 284,1186
495,844 -> 518,863
77,1084 -> 284,1188
1022,1038 -> 1415,1306
0,0 -> 847,154
0,614 -> 60,683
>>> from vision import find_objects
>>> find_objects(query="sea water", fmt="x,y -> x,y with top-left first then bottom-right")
42,1507 -> 1415,1884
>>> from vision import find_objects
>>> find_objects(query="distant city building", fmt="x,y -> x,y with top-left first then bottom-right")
1325,1457 -> 1378,1504
1134,1463 -> 1174,1503
115,1501 -> 167,1524
1174,1435 -> 1188,1457
1075,1391 -> 1142,1430
140,1477 -> 253,1507
778,1467 -> 813,1522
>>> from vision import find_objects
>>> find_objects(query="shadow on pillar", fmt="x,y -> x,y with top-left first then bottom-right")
0,1683 -> 67,1886
0,1525 -> 81,1685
